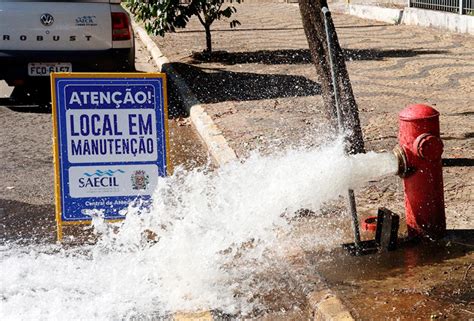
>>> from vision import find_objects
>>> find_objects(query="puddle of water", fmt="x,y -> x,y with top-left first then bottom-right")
0,137 -> 399,319
168,119 -> 211,170
308,233 -> 474,320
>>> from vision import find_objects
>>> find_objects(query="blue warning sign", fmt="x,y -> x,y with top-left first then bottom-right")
51,73 -> 169,226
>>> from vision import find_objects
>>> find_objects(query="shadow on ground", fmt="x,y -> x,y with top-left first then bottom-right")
175,23 -> 392,35
1,79 -> 189,118
167,62 -> 321,104
442,158 -> 474,167
0,199 -> 56,243
0,84 -> 52,112
190,48 -> 448,65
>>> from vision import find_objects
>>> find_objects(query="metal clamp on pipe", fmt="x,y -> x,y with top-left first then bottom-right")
393,145 -> 409,178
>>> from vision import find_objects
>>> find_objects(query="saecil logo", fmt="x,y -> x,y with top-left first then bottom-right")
78,169 -> 124,189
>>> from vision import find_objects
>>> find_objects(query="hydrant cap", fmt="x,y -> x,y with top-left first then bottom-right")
400,104 -> 440,121
415,133 -> 444,161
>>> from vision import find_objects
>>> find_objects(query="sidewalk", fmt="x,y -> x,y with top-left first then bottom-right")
149,2 -> 472,229
138,2 -> 473,319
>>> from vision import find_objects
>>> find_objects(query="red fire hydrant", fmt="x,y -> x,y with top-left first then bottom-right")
396,104 -> 446,239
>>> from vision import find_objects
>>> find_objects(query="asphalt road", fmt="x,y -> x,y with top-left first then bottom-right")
0,44 -> 209,243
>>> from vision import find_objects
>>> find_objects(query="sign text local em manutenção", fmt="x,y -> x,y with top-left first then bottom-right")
51,73 -> 169,240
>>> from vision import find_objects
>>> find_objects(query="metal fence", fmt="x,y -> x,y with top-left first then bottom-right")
410,0 -> 474,14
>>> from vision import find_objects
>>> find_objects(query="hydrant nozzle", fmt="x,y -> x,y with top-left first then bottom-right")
393,145 -> 409,178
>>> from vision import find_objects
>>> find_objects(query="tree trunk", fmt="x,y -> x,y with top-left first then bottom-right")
204,24 -> 212,53
298,0 -> 364,154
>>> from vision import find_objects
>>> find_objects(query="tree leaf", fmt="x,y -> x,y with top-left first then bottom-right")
126,0 -> 241,52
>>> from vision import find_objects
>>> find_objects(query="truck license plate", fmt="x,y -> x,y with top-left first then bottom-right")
28,63 -> 72,76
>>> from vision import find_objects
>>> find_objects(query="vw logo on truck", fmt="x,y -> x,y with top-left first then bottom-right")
40,13 -> 54,26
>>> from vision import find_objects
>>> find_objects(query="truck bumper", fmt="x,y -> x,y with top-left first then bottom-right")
0,48 -> 135,85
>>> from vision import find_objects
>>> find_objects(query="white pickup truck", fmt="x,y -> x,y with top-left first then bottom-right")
0,0 -> 135,90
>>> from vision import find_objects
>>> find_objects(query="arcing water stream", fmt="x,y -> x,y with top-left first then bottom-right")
0,138 -> 398,320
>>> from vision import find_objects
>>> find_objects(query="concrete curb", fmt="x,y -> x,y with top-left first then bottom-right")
348,4 -> 404,24
331,3 -> 474,35
402,7 -> 474,35
174,311 -> 213,321
131,13 -> 354,321
131,19 -> 238,166
307,290 -> 355,321
328,3 -> 403,24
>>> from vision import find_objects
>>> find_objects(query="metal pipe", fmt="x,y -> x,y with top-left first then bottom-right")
322,7 -> 343,131
322,7 -> 361,248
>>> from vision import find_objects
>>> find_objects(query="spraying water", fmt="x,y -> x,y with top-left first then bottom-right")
0,138 -> 398,320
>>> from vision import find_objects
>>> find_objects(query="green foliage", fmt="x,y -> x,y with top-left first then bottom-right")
127,0 -> 242,52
